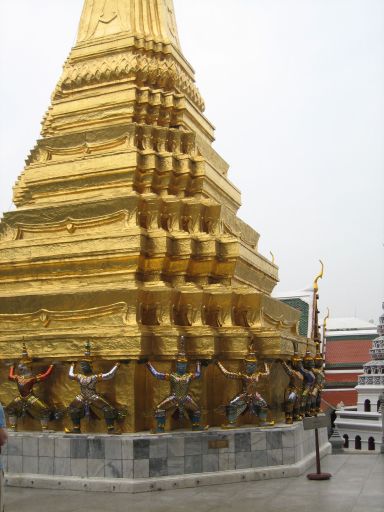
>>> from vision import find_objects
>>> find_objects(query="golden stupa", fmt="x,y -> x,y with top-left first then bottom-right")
0,0 -> 313,431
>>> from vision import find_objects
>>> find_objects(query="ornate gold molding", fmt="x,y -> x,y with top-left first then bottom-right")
9,210 -> 135,240
0,302 -> 130,328
29,126 -> 197,165
55,50 -> 204,112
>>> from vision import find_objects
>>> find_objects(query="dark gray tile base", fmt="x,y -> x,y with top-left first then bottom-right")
3,424 -> 328,480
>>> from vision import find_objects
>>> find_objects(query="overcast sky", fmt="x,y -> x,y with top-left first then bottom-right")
0,0 -> 383,323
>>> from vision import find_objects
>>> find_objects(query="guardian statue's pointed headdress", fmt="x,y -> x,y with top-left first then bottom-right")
83,340 -> 93,362
20,342 -> 32,364
291,341 -> 302,364
176,336 -> 188,363
304,348 -> 315,365
245,338 -> 258,363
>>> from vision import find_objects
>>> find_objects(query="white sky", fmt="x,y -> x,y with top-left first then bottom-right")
0,0 -> 383,323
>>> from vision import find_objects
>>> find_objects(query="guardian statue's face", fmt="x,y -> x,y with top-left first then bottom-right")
245,362 -> 257,375
176,362 -> 187,375
17,363 -> 32,376
80,361 -> 93,375
304,359 -> 315,370
292,359 -> 301,370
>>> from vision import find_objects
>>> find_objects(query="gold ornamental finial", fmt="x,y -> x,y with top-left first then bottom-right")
314,260 -> 324,292
305,326 -> 315,363
318,307 -> 330,360
311,260 -> 324,344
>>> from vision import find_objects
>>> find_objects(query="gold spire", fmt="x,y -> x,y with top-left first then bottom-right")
77,0 -> 181,48
29,0 -> 205,145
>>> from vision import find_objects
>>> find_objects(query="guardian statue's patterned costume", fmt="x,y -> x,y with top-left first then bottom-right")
280,353 -> 304,424
217,344 -> 272,427
67,342 -> 121,433
300,351 -> 316,417
144,336 -> 203,433
6,344 -> 54,431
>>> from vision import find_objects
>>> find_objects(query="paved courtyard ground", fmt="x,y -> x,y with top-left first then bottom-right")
4,454 -> 383,512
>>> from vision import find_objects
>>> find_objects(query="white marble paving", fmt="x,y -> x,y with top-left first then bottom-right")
3,455 -> 382,512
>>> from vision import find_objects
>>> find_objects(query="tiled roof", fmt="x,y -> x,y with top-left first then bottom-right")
322,389 -> 357,407
325,372 -> 359,383
327,332 -> 377,339
326,317 -> 377,331
326,363 -> 364,369
274,288 -> 313,299
280,298 -> 309,338
325,339 -> 372,364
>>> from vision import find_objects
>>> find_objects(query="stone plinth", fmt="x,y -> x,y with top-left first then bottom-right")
3,424 -> 330,493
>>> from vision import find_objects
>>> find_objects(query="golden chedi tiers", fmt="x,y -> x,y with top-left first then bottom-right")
0,0 -> 314,432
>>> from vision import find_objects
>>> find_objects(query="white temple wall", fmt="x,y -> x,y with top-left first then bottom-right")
335,425 -> 382,451
357,387 -> 383,412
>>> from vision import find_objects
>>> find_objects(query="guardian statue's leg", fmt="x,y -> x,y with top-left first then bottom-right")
26,395 -> 52,431
300,393 -> 307,418
258,406 -> 268,425
5,397 -> 23,431
285,390 -> 299,424
310,393 -> 317,416
154,396 -> 177,433
250,395 -> 271,426
293,394 -> 302,422
305,394 -> 313,417
316,393 -> 322,414
226,394 -> 247,427
68,397 -> 86,433
91,395 -> 119,434
184,395 -> 203,431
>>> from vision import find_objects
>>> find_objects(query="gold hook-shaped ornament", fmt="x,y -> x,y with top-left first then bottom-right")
323,307 -> 330,331
314,260 -> 324,291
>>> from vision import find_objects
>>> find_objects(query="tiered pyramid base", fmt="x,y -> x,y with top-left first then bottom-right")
3,424 -> 330,493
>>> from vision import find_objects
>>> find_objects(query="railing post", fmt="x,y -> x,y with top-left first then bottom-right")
380,393 -> 384,454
